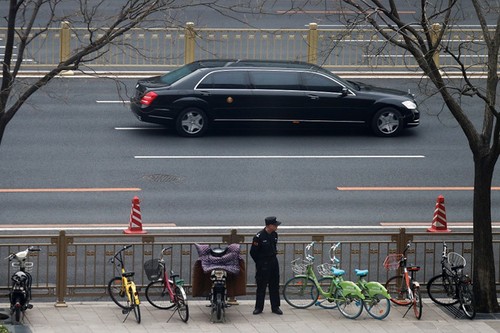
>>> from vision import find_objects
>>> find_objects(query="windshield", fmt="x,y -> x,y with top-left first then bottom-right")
159,63 -> 199,85
159,60 -> 233,85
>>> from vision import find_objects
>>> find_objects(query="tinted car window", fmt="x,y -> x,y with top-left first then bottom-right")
197,71 -> 249,89
302,72 -> 344,93
250,71 -> 301,90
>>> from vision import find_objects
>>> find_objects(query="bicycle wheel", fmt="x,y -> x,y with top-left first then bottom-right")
175,286 -> 189,323
216,293 -> 224,321
459,283 -> 476,319
412,284 -> 423,320
363,294 -> 391,320
132,303 -> 141,324
316,277 -> 337,309
335,290 -> 363,319
145,280 -> 176,310
427,274 -> 459,306
283,276 -> 319,309
385,275 -> 412,306
108,277 -> 131,309
12,300 -> 21,323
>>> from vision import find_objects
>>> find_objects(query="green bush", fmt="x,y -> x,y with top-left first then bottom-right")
0,325 -> 9,333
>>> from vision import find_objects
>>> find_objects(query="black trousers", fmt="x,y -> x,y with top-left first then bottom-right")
255,257 -> 280,310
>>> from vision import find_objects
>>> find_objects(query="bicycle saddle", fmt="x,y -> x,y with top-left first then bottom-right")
332,267 -> 345,277
210,246 -> 228,257
122,271 -> 135,278
355,269 -> 369,277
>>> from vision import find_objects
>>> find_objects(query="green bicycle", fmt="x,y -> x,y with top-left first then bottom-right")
318,242 -> 391,319
353,269 -> 391,319
282,242 -> 365,319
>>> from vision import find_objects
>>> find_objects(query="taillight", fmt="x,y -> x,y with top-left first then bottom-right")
140,91 -> 158,106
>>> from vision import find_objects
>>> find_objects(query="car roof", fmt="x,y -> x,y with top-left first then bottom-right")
189,59 -> 328,72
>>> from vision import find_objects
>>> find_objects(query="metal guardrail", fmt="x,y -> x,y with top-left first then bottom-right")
0,23 -> 494,71
0,228 -> 494,306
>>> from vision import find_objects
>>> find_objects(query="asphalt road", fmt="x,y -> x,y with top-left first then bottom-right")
0,1 -> 489,29
1,76 -> 498,228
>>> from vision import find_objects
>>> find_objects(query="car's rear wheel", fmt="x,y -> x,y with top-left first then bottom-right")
176,108 -> 208,137
371,108 -> 403,137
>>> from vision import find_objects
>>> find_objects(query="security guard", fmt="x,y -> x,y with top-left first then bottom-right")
250,216 -> 282,315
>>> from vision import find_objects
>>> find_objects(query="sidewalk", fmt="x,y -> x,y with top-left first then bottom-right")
2,299 -> 500,333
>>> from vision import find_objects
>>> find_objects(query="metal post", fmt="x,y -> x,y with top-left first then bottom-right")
430,23 -> 442,69
223,229 -> 244,305
55,230 -> 68,307
184,22 -> 196,64
59,21 -> 71,63
392,228 -> 412,256
307,23 -> 318,64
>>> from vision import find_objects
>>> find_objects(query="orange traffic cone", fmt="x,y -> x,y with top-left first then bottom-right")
124,196 -> 147,234
427,195 -> 451,232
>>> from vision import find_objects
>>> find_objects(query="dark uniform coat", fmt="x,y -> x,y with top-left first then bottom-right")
250,228 -> 280,310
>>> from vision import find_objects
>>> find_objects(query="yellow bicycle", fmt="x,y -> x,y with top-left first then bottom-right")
108,245 -> 141,323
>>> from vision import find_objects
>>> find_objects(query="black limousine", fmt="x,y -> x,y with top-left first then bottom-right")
130,60 -> 420,137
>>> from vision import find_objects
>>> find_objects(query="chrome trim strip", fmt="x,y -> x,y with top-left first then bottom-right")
148,115 -> 174,120
213,119 -> 364,124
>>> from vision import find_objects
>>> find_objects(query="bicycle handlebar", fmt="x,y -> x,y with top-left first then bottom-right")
109,245 -> 133,265
329,242 -> 341,264
403,241 -> 412,256
305,242 -> 315,261
5,246 -> 41,260
442,242 -> 448,258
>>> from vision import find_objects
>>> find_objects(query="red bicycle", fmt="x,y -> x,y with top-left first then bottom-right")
144,247 -> 189,322
384,241 -> 423,319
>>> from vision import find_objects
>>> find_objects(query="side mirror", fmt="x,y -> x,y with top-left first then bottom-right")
341,87 -> 349,96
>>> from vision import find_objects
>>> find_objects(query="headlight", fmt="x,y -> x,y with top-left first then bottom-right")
402,100 -> 417,109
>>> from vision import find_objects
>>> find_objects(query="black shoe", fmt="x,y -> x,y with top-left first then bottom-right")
253,308 -> 263,315
272,308 -> 283,315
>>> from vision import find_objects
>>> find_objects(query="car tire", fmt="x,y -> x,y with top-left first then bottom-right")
371,108 -> 403,137
175,108 -> 208,137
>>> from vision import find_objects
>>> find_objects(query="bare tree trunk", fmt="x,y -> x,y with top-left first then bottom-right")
473,154 -> 500,312
0,116 -> 6,146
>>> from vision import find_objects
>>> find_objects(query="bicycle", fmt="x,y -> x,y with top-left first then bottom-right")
384,241 -> 422,319
282,241 -> 365,319
316,242 -> 391,319
353,268 -> 391,320
107,245 -> 141,324
427,242 -> 475,319
5,246 -> 40,323
144,247 -> 189,323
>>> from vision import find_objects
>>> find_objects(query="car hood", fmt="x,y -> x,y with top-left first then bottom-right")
347,80 -> 413,98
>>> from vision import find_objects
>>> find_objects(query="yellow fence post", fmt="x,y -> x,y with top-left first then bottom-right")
55,230 -> 68,307
430,23 -> 442,69
59,21 -> 71,63
184,22 -> 196,64
307,23 -> 318,64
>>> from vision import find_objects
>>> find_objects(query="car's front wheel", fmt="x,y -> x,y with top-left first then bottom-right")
371,108 -> 403,137
176,108 -> 208,137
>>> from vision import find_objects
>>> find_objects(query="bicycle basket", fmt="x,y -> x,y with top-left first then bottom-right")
317,263 -> 337,277
447,252 -> 466,268
291,258 -> 312,275
383,254 -> 403,270
143,259 -> 162,281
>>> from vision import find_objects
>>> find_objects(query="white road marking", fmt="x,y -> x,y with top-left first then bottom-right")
134,155 -> 425,159
0,224 -> 492,231
115,127 -> 164,130
96,100 -> 130,104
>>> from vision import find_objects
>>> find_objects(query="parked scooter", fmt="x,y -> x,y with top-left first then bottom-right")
5,246 -> 41,323
194,244 -> 242,322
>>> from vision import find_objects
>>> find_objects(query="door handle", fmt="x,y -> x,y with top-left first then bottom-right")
307,94 -> 319,100
200,91 -> 211,96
